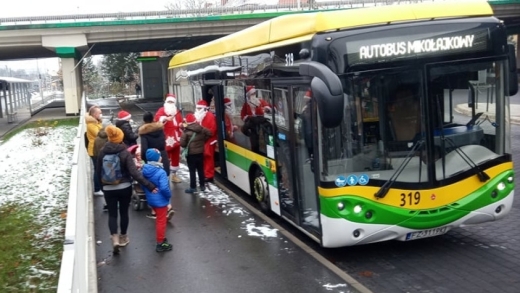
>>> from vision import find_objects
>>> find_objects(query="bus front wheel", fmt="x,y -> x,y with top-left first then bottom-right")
253,169 -> 270,214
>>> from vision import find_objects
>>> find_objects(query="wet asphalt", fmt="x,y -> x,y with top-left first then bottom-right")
93,98 -> 365,293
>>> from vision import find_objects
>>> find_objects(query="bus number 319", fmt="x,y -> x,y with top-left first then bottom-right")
400,191 -> 421,206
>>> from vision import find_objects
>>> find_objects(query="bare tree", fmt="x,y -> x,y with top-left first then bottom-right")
165,0 -> 221,16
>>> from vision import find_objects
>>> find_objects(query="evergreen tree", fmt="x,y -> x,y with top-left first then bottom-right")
82,57 -> 101,97
100,53 -> 139,84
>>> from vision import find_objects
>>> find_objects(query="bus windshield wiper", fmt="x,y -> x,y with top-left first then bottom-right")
375,139 -> 425,199
442,137 -> 490,182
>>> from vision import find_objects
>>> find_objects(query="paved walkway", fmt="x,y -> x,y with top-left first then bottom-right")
456,102 -> 520,124
94,102 -> 370,293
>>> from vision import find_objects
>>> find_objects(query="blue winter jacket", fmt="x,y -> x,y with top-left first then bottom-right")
141,162 -> 171,208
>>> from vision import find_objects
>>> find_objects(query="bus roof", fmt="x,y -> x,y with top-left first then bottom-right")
168,1 -> 493,69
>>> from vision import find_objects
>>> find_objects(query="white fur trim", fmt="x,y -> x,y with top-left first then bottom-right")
159,116 -> 167,123
119,114 -> 131,121
210,140 -> 217,145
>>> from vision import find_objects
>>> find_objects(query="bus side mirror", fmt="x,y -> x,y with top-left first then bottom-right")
299,62 -> 344,128
507,43 -> 518,96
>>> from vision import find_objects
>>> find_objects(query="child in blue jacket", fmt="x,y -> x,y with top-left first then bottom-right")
142,148 -> 173,252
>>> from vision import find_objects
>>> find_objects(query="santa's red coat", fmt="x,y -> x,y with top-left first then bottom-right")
154,107 -> 183,151
200,111 -> 218,146
240,99 -> 271,121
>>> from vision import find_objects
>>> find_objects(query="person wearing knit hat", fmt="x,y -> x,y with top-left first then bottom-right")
180,112 -> 213,194
141,148 -> 174,252
155,93 -> 184,183
240,85 -> 272,121
106,125 -> 124,144
145,148 -> 161,162
185,113 -> 197,124
96,125 -> 158,254
115,110 -> 138,147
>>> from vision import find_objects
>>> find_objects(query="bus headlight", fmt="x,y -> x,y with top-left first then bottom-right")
497,182 -> 506,191
507,176 -> 514,183
353,205 -> 362,213
337,202 -> 345,211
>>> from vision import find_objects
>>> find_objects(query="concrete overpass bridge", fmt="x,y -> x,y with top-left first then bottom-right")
0,0 -> 519,115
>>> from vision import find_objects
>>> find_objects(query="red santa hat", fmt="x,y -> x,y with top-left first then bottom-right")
185,113 -> 197,124
246,86 -> 256,97
165,93 -> 176,103
118,110 -> 132,120
304,90 -> 312,100
196,100 -> 208,108
224,97 -> 232,106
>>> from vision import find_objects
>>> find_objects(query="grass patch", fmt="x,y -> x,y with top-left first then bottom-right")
0,203 -> 64,292
1,118 -> 79,143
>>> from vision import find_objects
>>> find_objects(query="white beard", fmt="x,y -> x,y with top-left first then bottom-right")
225,107 -> 233,116
194,109 -> 207,122
164,103 -> 177,116
248,96 -> 260,107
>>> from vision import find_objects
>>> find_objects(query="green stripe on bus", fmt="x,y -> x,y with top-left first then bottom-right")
226,148 -> 276,187
320,170 -> 514,230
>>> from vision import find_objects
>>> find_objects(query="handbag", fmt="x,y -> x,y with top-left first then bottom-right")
181,132 -> 197,160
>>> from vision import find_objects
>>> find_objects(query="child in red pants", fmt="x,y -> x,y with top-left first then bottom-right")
141,148 -> 173,252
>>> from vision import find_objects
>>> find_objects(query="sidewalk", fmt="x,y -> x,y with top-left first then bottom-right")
455,102 -> 520,124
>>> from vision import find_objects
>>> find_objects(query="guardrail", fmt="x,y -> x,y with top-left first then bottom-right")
0,0 -> 515,25
30,93 -> 64,113
57,92 -> 98,293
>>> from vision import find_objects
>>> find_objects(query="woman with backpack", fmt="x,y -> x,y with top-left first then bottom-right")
96,125 -> 158,254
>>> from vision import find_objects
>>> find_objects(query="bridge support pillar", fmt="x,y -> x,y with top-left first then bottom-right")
57,48 -> 83,115
43,34 -> 87,115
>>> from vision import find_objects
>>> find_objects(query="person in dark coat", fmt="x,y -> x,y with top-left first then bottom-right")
115,110 -> 138,147
96,126 -> 157,254
180,113 -> 212,193
138,111 -> 170,177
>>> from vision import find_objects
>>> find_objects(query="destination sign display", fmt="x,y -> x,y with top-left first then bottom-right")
346,28 -> 489,66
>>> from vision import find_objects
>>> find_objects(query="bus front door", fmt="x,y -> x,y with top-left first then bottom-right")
271,85 -> 320,235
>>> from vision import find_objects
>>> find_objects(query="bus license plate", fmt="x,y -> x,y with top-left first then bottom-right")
405,227 -> 448,241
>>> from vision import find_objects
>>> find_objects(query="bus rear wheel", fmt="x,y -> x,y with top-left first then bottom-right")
253,169 -> 270,214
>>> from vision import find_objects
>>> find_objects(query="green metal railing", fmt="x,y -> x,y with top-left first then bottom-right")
0,0 -> 518,30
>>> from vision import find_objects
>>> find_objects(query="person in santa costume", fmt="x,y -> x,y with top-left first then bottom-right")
240,85 -> 272,121
223,97 -> 238,142
154,93 -> 184,183
194,100 -> 218,182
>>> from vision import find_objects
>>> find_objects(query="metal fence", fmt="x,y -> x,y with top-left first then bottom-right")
56,91 -> 98,293
0,0 -> 511,26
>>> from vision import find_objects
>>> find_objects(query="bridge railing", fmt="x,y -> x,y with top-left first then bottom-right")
56,91 -> 98,293
0,0 -> 514,26
30,91 -> 64,113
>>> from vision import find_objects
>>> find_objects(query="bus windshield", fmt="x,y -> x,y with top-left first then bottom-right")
319,68 -> 429,184
318,60 -> 509,184
427,60 -> 507,180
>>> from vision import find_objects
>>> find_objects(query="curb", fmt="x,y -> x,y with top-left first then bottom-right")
455,104 -> 520,125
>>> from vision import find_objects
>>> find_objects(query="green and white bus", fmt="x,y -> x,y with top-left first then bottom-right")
168,0 -> 517,248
